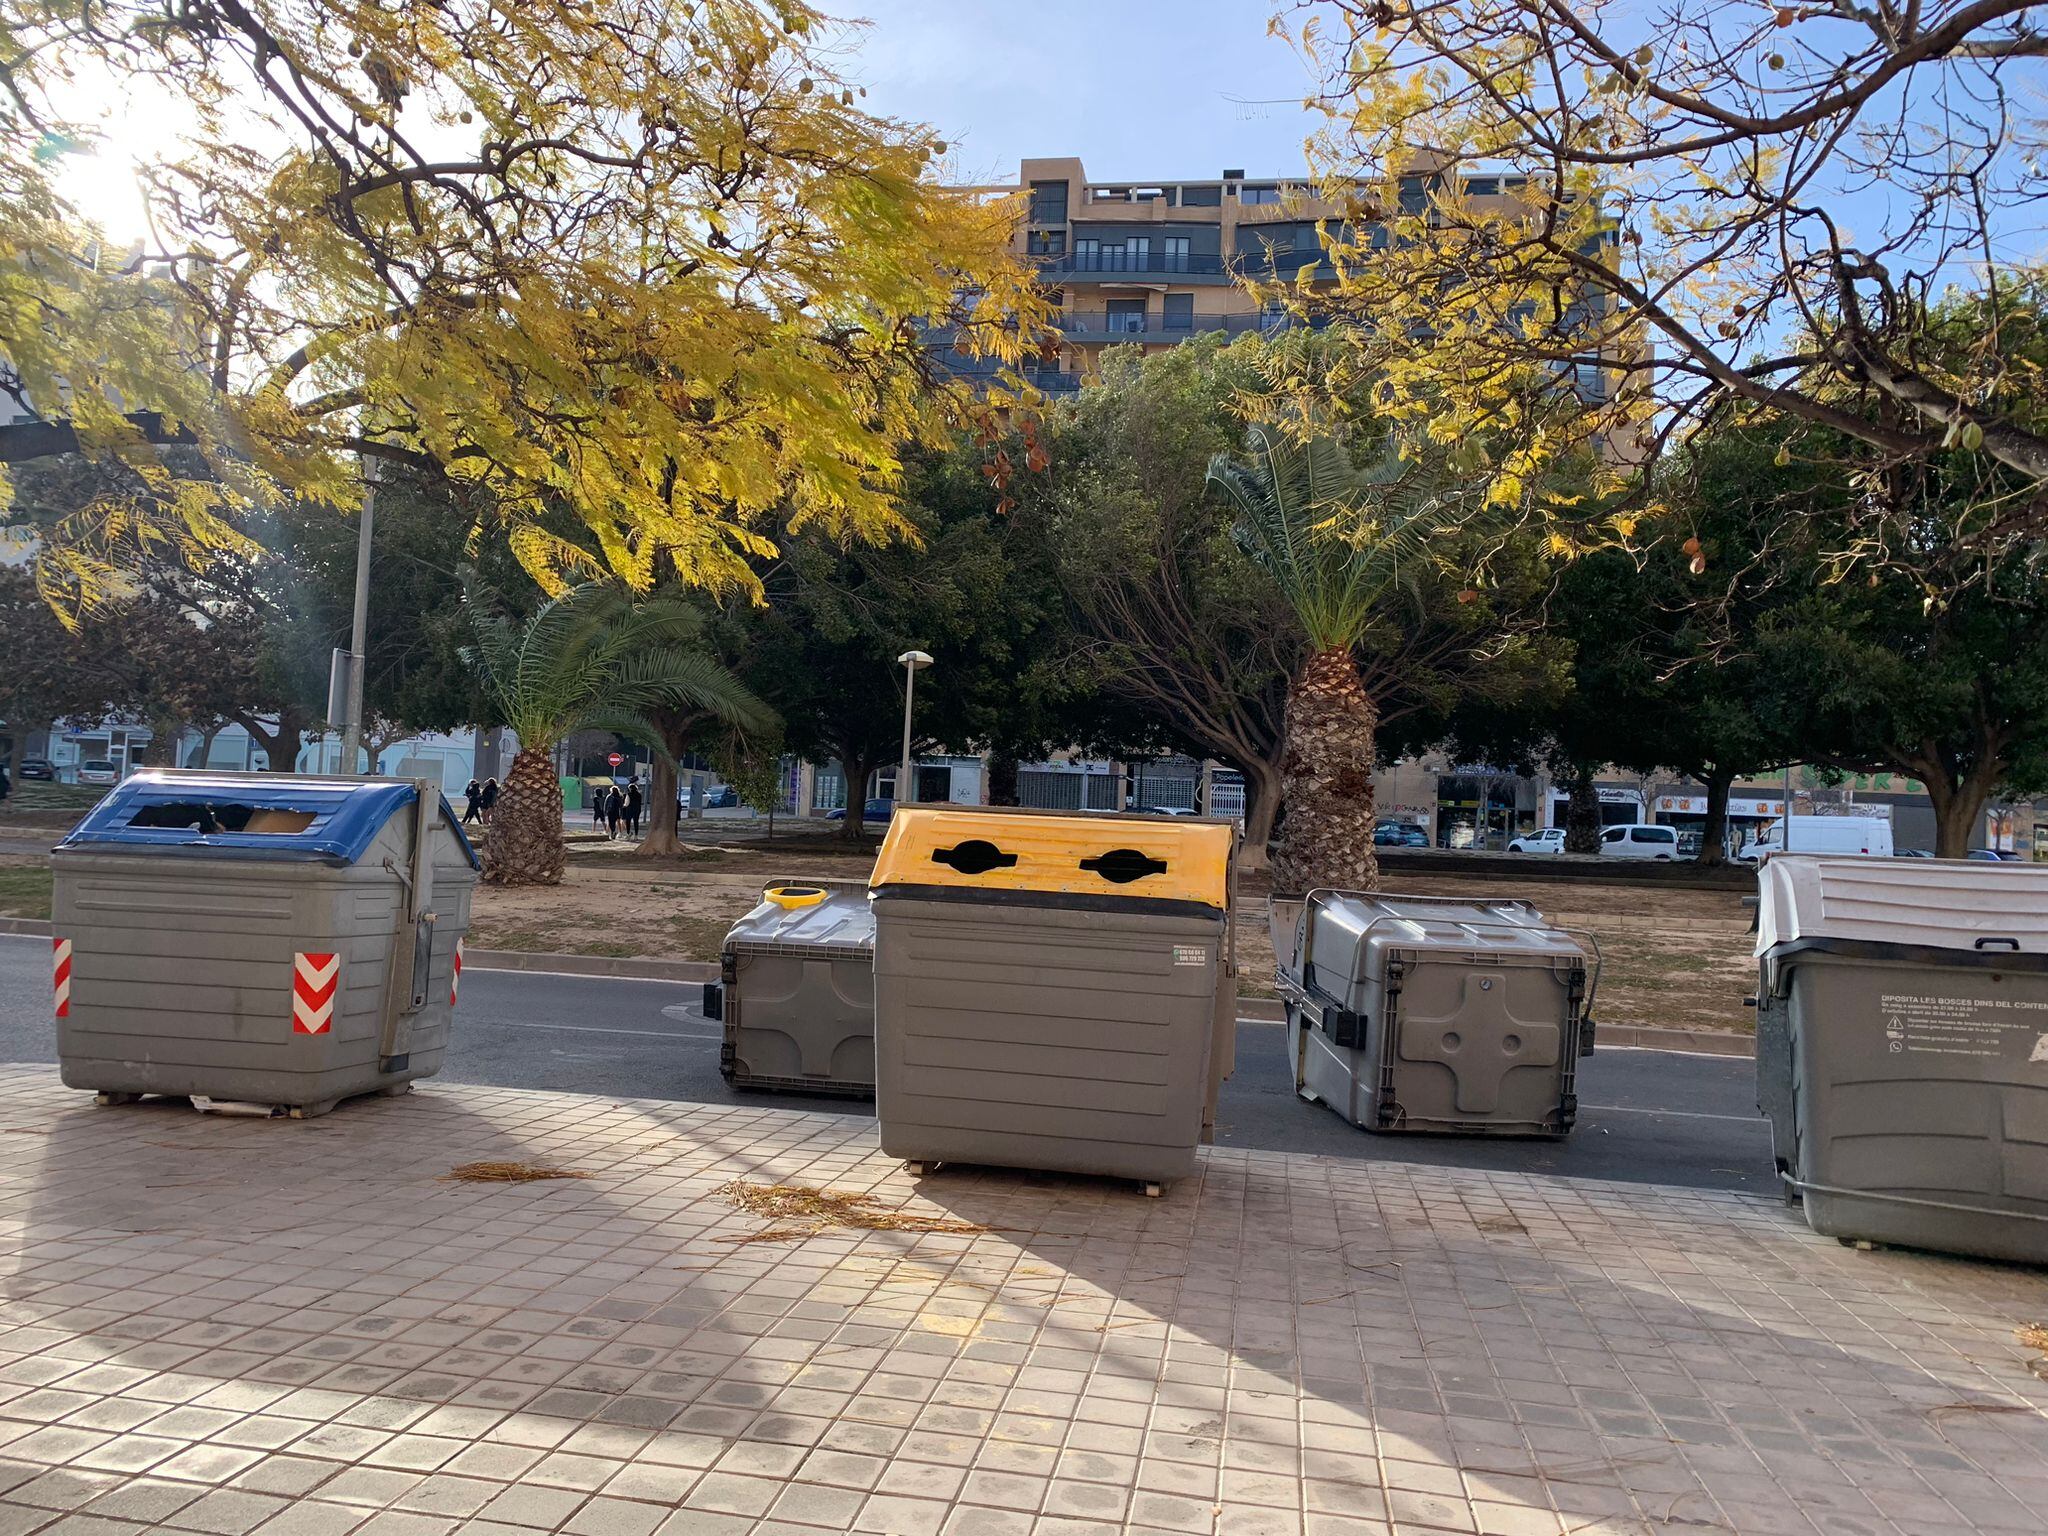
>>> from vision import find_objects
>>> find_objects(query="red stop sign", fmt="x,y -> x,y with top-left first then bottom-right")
607,752 -> 623,767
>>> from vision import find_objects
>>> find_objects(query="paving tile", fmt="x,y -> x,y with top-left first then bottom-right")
0,1072 -> 2034,1536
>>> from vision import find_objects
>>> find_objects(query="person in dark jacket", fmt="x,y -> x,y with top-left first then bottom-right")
478,776 -> 500,825
605,784 -> 624,839
624,780 -> 644,837
461,778 -> 482,825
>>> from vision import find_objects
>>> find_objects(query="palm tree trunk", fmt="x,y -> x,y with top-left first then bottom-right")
1270,646 -> 1379,895
484,748 -> 567,886
1562,766 -> 1602,853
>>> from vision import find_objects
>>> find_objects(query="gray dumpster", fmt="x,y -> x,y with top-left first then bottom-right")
1755,854 -> 2048,1263
870,806 -> 1237,1194
707,880 -> 876,1097
1278,890 -> 1597,1138
51,769 -> 478,1117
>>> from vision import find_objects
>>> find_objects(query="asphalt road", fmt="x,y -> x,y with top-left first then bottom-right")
1,935 -> 1776,1193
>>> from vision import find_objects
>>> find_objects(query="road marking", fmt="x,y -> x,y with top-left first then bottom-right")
486,1019 -> 719,1041
1580,1103 -> 1761,1124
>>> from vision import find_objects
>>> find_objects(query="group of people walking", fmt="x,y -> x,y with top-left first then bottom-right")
460,776 -> 499,826
594,779 -> 643,839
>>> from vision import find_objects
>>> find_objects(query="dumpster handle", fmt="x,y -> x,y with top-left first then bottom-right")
1973,936 -> 2020,951
1780,1172 -> 2048,1227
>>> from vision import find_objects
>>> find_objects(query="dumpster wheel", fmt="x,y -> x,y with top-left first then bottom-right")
1142,1182 -> 1164,1199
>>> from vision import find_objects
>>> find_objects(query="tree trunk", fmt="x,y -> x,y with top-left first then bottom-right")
838,747 -> 876,845
1695,766 -> 1735,866
3,728 -> 24,800
1269,646 -> 1379,896
1563,765 -> 1602,853
1927,773 -> 1997,859
640,755 -> 682,855
1237,756 -> 1283,874
986,752 -> 1020,807
238,706 -> 309,775
484,748 -> 567,885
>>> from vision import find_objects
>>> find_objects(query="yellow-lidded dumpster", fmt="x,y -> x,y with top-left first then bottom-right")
869,806 -> 1236,1194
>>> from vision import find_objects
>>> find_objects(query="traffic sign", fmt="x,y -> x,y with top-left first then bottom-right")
607,752 -> 623,767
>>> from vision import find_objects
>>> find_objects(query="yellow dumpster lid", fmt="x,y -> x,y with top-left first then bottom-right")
870,806 -> 1233,910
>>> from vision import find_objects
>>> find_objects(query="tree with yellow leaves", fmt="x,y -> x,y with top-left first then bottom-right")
1279,0 -> 2048,517
1,0 -> 1045,612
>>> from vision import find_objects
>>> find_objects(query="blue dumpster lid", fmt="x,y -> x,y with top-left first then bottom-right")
57,770 -> 481,869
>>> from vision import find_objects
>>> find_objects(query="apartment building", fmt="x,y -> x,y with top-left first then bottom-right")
973,155 -> 1624,413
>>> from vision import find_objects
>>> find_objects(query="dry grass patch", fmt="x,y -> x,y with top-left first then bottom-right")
443,1161 -> 592,1183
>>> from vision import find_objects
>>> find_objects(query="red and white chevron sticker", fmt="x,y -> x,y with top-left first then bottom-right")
449,937 -> 465,1006
52,937 -> 71,1019
292,951 -> 339,1035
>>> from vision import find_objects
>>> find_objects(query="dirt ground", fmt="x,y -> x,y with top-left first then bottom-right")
468,839 -> 1757,1036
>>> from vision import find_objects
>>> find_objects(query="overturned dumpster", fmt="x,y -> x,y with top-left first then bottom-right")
708,880 -> 876,1097
51,769 -> 477,1117
1277,890 -> 1597,1138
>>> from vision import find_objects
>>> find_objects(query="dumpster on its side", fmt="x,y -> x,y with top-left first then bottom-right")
1278,890 -> 1596,1138
51,769 -> 478,1117
871,806 -> 1237,1194
1755,854 -> 2048,1264
708,880 -> 876,1097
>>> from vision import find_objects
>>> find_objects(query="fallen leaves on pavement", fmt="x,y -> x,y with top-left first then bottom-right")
442,1161 -> 592,1183
715,1179 -> 988,1244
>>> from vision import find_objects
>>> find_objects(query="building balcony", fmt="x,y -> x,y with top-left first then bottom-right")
1034,251 -> 1227,279
1058,309 -> 1309,342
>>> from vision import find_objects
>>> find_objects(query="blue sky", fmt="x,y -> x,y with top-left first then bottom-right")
834,1 -> 1325,184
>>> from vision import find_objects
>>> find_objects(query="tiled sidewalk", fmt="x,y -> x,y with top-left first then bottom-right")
0,1068 -> 2042,1536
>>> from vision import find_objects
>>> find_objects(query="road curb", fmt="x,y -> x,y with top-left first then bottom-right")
0,923 -> 1758,1056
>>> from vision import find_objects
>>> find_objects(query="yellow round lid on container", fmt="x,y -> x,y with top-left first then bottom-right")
764,884 -> 828,910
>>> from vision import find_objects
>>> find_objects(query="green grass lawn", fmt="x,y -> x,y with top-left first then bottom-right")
0,866 -> 53,920
4,782 -> 106,812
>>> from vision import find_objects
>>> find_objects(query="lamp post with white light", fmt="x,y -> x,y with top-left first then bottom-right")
897,650 -> 933,805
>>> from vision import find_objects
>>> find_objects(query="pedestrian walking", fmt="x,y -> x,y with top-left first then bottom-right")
625,779 -> 644,837
605,784 -> 624,840
592,786 -> 608,831
479,776 -> 500,826
461,778 -> 482,825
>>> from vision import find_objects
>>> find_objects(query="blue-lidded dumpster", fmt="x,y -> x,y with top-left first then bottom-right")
51,769 -> 479,1117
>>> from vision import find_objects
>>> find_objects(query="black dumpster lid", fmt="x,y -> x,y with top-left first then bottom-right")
57,770 -> 479,869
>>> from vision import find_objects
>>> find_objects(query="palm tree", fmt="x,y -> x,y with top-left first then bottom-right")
464,585 -> 773,885
1206,423 -> 1462,893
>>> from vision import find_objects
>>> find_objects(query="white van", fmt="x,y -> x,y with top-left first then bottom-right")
1739,815 -> 1893,863
1598,823 -> 1681,860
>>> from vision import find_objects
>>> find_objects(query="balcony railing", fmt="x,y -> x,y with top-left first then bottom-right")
1035,250 -> 1226,278
1058,310 -> 1313,340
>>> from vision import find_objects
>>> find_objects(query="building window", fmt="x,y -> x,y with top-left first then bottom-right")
1127,237 -> 1150,269
1240,184 -> 1282,205
1105,299 -> 1148,334
1163,236 -> 1190,272
1028,180 -> 1068,226
1181,184 -> 1222,207
1026,230 -> 1066,257
1163,293 -> 1194,331
1464,176 -> 1500,196
1074,238 -> 1099,268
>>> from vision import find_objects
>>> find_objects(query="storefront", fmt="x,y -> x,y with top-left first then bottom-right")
1652,792 -> 1785,855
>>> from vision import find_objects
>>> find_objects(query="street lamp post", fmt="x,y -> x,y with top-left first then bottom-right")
897,651 -> 932,805
328,456 -> 379,776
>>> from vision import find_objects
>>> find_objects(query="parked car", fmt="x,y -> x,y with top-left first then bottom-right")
1737,814 -> 1894,863
1134,804 -> 1198,816
16,758 -> 54,782
1507,828 -> 1566,854
76,759 -> 120,786
1373,821 -> 1430,847
1966,848 -> 2023,861
1677,829 -> 1703,858
699,783 -> 739,809
1597,823 -> 1680,860
1896,848 -> 1935,858
825,798 -> 895,823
